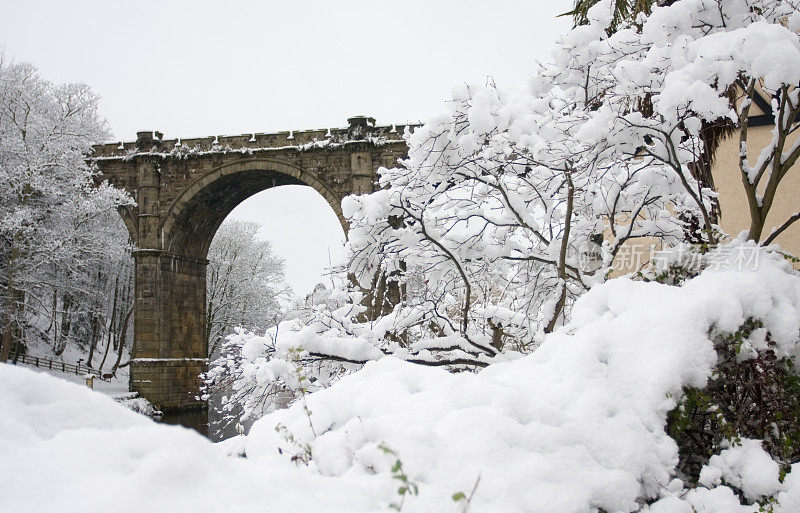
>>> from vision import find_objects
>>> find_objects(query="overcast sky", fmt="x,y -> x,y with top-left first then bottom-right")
0,0 -> 573,295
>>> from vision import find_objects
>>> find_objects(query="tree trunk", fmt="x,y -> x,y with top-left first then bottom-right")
545,170 -> 574,334
98,276 -> 120,372
56,292 -> 73,356
1,242 -> 22,362
111,307 -> 133,376
87,315 -> 99,368
1,309 -> 13,363
1,287 -> 25,362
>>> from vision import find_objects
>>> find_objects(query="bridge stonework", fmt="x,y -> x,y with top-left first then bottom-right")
92,117 -> 410,412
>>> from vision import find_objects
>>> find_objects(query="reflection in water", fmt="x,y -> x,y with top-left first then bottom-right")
158,409 -> 210,438
156,398 -> 256,442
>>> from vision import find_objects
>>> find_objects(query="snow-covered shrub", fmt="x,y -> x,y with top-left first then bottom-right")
116,395 -> 161,418
243,242 -> 800,513
202,286 -> 360,428
669,316 -> 800,482
270,0 -> 800,373
212,0 -> 800,430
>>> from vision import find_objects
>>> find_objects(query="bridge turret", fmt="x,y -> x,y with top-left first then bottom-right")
136,131 -> 153,147
136,130 -> 163,149
347,115 -> 376,128
347,115 -> 376,139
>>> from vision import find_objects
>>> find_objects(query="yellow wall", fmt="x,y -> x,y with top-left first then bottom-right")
608,117 -> 800,277
711,127 -> 800,256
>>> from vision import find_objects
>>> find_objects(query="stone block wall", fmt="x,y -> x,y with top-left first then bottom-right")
130,359 -> 207,412
132,250 -> 208,411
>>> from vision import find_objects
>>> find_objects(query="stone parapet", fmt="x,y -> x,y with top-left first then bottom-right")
92,119 -> 414,159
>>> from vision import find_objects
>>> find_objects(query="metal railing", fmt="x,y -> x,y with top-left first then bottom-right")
10,354 -> 109,381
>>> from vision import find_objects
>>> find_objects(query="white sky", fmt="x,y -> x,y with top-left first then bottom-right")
0,0 -> 573,295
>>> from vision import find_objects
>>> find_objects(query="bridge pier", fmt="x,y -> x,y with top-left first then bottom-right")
131,250 -> 207,412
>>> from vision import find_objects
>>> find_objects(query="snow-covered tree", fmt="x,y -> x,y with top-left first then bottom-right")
342,80 -> 693,353
46,209 -> 134,371
305,0 -> 800,366
206,220 -> 290,356
565,0 -> 656,31
571,0 -> 800,245
203,278 -> 360,427
0,61 -> 132,363
211,0 -> 800,425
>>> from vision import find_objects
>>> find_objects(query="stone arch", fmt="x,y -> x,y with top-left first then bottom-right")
160,158 -> 347,259
117,206 -> 138,242
90,121 -> 408,413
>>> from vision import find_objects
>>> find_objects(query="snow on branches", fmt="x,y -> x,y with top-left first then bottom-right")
0,61 -> 134,362
341,0 -> 800,359
211,0 -> 800,422
245,242 -> 800,513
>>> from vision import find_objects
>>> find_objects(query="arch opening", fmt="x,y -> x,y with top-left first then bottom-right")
224,185 -> 347,296
161,160 -> 347,261
204,185 -> 347,440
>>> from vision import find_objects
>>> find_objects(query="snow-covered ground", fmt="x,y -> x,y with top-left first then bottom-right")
2,243 -> 800,513
12,360 -> 130,396
15,334 -> 132,394
0,363 -> 387,513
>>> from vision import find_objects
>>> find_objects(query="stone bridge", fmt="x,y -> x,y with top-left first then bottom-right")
92,117 -> 411,412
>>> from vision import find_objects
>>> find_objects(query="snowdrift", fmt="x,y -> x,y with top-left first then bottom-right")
0,363 -> 384,513
245,245 -> 800,512
3,245 -> 800,513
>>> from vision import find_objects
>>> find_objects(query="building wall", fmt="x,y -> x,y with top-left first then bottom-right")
711,127 -> 800,256
610,112 -> 800,279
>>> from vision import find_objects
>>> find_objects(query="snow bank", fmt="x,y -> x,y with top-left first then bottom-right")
699,439 -> 781,501
3,248 -> 799,513
245,245 -> 800,512
0,363 -> 385,513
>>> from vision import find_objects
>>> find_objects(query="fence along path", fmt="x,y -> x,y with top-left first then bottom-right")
10,354 -> 109,381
